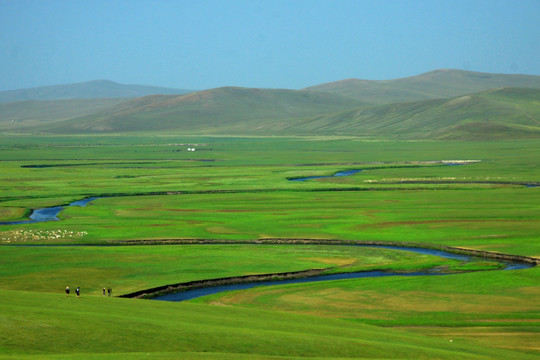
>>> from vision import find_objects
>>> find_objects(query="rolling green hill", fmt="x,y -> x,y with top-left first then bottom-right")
304,69 -> 540,104
294,87 -> 540,139
0,98 -> 128,130
0,80 -> 192,103
4,70 -> 540,140
39,87 -> 365,133
36,87 -> 540,140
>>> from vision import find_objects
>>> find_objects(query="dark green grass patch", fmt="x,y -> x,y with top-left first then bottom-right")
0,244 -> 457,296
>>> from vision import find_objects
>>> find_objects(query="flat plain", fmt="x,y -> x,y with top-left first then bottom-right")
0,135 -> 539,359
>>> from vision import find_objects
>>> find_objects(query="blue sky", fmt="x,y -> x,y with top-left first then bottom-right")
1,0 -> 539,91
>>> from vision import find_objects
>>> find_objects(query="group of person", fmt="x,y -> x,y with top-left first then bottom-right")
65,286 -> 80,297
64,286 -> 112,297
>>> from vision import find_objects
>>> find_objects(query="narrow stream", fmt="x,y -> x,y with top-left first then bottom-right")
289,169 -> 364,181
3,161 -> 537,226
152,245 -> 533,302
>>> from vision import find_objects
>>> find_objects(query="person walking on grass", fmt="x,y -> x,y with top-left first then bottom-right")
65,286 -> 70,296
103,287 -> 106,296
76,286 -> 80,298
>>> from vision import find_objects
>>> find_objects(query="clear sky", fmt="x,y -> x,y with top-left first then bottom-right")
1,0 -> 539,91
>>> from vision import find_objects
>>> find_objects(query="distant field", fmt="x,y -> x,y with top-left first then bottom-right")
0,135 -> 539,359
1,136 -> 539,254
2,189 -> 538,257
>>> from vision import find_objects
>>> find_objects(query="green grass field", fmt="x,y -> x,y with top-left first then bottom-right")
1,244 -> 463,295
0,135 -> 539,359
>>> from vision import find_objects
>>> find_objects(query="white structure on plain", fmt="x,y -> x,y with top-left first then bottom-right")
187,148 -> 196,152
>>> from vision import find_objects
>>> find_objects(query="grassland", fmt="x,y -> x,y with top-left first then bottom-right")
194,265 -> 540,356
0,135 -> 539,359
7,286 -> 535,360
0,244 -> 466,297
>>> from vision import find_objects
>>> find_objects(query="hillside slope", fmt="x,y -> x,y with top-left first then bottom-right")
0,80 -> 192,103
304,69 -> 540,104
40,87 -> 364,133
35,87 -> 540,140
0,98 -> 127,130
293,87 -> 540,139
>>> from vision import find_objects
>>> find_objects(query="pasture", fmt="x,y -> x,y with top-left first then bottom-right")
0,135 -> 539,359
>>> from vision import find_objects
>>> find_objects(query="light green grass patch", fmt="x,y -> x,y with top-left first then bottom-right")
0,244 -> 459,296
1,288 -> 536,360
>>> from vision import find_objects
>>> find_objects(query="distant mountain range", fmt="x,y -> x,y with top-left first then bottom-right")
304,69 -> 540,104
1,69 -> 539,140
292,87 -> 540,140
37,87 -> 364,133
0,80 -> 192,103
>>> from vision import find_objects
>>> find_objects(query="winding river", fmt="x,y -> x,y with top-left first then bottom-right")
3,161 -> 538,226
2,161 -> 537,305
289,169 -> 364,181
131,245 -> 533,302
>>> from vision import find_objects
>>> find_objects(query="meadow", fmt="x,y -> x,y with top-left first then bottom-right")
0,134 -> 539,359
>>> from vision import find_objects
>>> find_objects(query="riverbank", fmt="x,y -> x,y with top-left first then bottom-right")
119,267 -> 328,299
117,241 -> 537,300
115,238 -> 540,265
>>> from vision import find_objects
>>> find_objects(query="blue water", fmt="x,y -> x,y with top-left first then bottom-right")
154,270 -> 443,302
153,245 -> 532,302
290,169 -> 363,182
0,197 -> 99,225
289,165 -> 538,189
